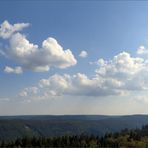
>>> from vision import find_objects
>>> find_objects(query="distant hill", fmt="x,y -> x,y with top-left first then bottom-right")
1,115 -> 148,141
3,122 -> 148,147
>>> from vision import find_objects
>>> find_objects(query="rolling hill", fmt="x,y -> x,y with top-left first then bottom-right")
0,115 -> 148,141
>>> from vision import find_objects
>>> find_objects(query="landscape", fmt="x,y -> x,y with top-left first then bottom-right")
1,1 -> 148,147
1,115 -> 148,147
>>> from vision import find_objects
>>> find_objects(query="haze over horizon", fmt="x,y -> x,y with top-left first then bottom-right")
1,1 -> 148,115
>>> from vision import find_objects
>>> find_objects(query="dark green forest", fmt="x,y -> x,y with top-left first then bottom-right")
2,125 -> 148,147
1,115 -> 148,141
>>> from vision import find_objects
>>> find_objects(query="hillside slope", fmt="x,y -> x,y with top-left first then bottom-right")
0,115 -> 148,141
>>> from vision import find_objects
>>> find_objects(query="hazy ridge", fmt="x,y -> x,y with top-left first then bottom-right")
0,115 -> 148,141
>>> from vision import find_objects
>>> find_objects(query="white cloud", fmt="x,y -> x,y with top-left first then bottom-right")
19,51 -> 148,100
19,87 -> 38,97
137,46 -> 148,55
39,79 -> 50,88
4,66 -> 23,74
8,33 -> 77,72
96,52 -> 145,78
95,51 -> 148,91
0,20 -> 29,39
89,58 -> 106,66
0,21 -> 77,73
79,50 -> 88,58
20,73 -> 124,100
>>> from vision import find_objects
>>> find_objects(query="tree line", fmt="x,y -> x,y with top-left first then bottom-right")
1,125 -> 148,147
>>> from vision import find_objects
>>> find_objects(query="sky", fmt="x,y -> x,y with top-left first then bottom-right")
1,1 -> 148,115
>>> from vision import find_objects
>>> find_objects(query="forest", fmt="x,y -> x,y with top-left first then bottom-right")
1,125 -> 148,147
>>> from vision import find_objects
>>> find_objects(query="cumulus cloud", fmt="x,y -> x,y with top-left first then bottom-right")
89,58 -> 106,65
19,71 -> 127,99
137,46 -> 148,55
19,87 -> 38,97
0,20 -> 29,39
79,50 -> 88,58
4,66 -> 23,74
96,52 -> 144,77
8,33 -> 77,72
95,52 -> 148,91
0,21 -> 77,73
19,51 -> 148,100
20,72 -> 123,100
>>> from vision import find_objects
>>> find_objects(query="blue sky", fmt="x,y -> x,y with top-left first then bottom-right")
1,1 -> 148,115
